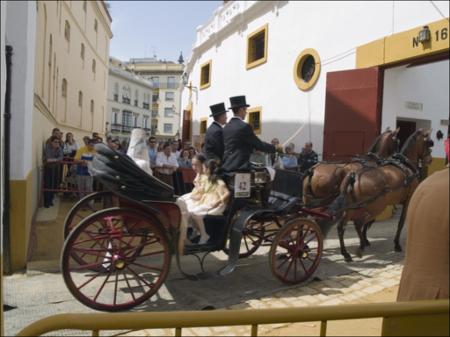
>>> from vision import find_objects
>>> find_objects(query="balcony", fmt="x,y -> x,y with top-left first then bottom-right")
111,123 -> 122,132
151,82 -> 179,89
152,111 -> 159,118
152,95 -> 159,103
143,102 -> 150,109
122,97 -> 130,104
122,125 -> 132,134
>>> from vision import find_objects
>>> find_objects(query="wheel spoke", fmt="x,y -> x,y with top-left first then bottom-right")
93,271 -> 112,302
298,257 -> 308,274
122,271 -> 137,302
113,272 -> 119,306
71,260 -> 110,272
129,261 -> 163,273
125,266 -> 154,289
283,256 -> 295,279
75,268 -> 106,290
243,235 -> 250,252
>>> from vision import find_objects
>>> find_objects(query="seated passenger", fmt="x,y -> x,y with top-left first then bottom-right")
176,154 -> 208,252
189,159 -> 230,244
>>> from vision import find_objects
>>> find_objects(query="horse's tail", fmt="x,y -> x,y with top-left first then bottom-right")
327,171 -> 356,217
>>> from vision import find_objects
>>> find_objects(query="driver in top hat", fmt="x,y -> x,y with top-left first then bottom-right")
204,102 -> 228,162
222,95 -> 275,172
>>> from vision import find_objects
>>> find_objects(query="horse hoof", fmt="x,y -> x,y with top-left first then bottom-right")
395,246 -> 403,252
344,255 -> 353,263
356,248 -> 364,258
364,240 -> 371,247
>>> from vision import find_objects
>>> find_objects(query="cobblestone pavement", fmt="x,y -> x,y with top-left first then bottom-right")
4,213 -> 405,336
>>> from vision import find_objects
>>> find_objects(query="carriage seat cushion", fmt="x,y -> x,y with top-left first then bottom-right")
269,191 -> 299,214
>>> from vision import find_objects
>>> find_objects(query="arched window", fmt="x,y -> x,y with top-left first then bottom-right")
92,59 -> 96,79
83,0 -> 87,12
62,79 -> 67,97
64,20 -> 70,41
90,99 -> 94,113
113,83 -> 119,101
78,91 -> 83,107
134,89 -> 139,106
94,19 -> 98,32
81,43 -> 85,60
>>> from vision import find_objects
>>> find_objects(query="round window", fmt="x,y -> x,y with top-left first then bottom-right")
293,49 -> 321,91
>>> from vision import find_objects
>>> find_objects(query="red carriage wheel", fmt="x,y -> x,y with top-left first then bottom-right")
64,191 -> 117,239
61,208 -> 171,311
223,218 -> 268,259
269,218 -> 323,284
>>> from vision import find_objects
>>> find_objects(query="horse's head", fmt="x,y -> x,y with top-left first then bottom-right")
377,127 -> 401,157
401,129 -> 434,166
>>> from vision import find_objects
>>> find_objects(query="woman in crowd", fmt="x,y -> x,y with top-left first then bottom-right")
281,144 -> 299,170
178,149 -> 192,169
63,132 -> 79,158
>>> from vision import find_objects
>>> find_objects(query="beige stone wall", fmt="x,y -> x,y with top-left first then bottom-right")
33,0 -> 112,165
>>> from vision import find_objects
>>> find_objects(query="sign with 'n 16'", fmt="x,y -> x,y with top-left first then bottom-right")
413,27 -> 448,48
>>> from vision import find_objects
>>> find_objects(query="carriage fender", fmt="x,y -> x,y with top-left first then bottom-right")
218,208 -> 276,277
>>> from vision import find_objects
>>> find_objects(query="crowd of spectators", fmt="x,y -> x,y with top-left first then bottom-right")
42,127 -> 320,208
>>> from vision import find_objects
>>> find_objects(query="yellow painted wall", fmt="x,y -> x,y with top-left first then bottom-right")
428,157 -> 447,175
356,18 -> 449,68
9,171 -> 33,271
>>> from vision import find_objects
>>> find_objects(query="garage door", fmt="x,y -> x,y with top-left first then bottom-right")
323,67 -> 383,160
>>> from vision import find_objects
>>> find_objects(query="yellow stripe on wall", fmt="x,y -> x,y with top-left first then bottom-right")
9,171 -> 34,272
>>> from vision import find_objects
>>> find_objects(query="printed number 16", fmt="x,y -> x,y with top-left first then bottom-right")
436,28 -> 448,41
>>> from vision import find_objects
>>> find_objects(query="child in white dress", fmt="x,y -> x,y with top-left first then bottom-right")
176,154 -> 207,252
189,159 -> 230,244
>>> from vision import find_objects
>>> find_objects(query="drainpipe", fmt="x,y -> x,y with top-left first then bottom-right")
3,45 -> 13,274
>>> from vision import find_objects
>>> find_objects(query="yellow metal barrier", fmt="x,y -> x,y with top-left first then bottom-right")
16,300 -> 449,337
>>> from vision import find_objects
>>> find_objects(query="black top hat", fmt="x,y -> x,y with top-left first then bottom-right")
209,103 -> 228,117
229,95 -> 250,109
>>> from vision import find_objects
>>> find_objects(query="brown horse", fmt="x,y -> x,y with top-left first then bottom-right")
303,128 -> 400,207
329,129 -> 434,262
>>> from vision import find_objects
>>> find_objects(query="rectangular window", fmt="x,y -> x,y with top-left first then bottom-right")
151,77 -> 159,88
200,118 -> 207,135
246,24 -> 268,70
164,123 -> 173,134
122,110 -> 133,126
165,92 -> 174,101
164,108 -> 173,118
134,115 -> 138,127
167,76 -> 176,89
200,60 -> 211,90
246,106 -> 262,135
113,109 -> 119,124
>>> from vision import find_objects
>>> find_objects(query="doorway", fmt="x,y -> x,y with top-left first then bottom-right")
396,120 -> 416,150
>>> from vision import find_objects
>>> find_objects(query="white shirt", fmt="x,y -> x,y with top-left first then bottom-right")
156,152 -> 179,175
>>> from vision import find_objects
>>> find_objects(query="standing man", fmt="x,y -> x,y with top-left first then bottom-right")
204,102 -> 228,162
222,95 -> 275,172
298,142 -> 318,172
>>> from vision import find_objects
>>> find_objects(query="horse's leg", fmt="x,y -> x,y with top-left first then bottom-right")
354,218 -> 366,258
337,218 -> 352,262
394,203 -> 408,252
362,220 -> 374,247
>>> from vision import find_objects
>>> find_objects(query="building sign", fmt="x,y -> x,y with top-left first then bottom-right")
405,101 -> 423,111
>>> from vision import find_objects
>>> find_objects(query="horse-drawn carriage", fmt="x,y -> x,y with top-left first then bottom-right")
61,128 -> 434,312
61,144 -> 331,311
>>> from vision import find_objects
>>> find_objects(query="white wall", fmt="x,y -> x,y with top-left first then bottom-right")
1,0 -> 7,263
382,60 -> 450,158
182,0 -> 449,156
5,1 -> 36,180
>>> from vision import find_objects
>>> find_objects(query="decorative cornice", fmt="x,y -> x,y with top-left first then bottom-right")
34,93 -> 57,124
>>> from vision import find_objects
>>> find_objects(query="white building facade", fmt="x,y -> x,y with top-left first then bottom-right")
126,58 -> 184,140
181,1 -> 449,172
107,58 -> 153,142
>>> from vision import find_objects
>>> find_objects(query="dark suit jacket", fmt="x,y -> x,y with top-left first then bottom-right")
204,121 -> 224,162
222,117 -> 275,172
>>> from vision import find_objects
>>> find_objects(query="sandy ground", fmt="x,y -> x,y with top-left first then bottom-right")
263,286 -> 399,336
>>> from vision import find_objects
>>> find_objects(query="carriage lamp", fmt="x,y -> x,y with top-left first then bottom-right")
418,26 -> 431,43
